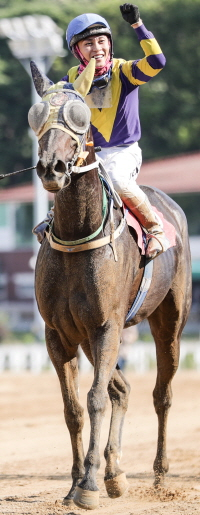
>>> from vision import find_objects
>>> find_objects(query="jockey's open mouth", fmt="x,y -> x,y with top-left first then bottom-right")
93,54 -> 105,62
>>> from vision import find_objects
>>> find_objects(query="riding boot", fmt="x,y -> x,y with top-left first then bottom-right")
32,207 -> 54,243
123,195 -> 169,259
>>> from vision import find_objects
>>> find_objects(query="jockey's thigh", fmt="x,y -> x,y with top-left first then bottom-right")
99,143 -> 145,203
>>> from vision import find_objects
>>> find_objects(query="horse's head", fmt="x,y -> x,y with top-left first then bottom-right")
28,60 -> 95,192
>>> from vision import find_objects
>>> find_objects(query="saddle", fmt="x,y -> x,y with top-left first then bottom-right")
125,204 -> 176,255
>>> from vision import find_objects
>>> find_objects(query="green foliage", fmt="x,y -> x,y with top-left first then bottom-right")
0,0 -> 200,187
139,0 -> 200,159
0,39 -> 32,186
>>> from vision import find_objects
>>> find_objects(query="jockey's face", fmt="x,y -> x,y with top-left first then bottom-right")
78,35 -> 110,67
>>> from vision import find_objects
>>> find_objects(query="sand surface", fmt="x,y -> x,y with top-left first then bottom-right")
0,370 -> 200,514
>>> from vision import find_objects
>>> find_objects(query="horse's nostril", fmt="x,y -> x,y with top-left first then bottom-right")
37,160 -> 46,177
55,160 -> 66,174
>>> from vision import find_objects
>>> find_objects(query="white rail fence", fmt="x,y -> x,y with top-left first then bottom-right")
0,341 -> 200,373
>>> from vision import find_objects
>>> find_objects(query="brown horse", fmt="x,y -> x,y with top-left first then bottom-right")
29,61 -> 192,510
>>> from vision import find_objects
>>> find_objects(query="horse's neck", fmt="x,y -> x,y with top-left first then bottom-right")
53,168 -> 103,241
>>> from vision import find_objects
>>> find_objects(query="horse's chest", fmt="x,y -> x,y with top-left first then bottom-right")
35,250 -> 128,332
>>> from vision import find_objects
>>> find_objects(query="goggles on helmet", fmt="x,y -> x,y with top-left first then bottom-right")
70,26 -> 112,50
89,67 -> 112,92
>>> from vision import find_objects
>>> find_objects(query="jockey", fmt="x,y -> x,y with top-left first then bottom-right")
62,4 -> 169,258
34,4 -> 168,258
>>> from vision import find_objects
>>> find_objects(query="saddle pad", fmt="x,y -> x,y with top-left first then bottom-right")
125,205 -> 176,255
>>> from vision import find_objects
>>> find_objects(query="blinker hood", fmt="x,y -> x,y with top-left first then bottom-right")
29,59 -> 95,141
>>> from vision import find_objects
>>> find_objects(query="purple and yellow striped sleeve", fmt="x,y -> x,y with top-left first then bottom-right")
121,23 -> 166,86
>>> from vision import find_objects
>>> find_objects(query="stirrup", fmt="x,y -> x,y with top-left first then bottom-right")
32,221 -> 49,243
145,233 -> 169,259
32,208 -> 54,243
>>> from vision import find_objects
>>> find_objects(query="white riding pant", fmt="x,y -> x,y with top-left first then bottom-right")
98,142 -> 146,205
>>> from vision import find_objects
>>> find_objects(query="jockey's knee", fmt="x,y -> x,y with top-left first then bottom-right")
111,177 -> 146,205
110,177 -> 129,197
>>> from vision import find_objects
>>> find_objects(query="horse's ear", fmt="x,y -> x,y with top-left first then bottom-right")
30,60 -> 54,98
73,58 -> 95,97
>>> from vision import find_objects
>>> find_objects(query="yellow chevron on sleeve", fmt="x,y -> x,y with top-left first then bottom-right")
136,58 -> 161,77
121,61 -> 146,85
140,38 -> 162,57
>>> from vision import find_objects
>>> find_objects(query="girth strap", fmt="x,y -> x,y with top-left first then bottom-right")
125,258 -> 154,321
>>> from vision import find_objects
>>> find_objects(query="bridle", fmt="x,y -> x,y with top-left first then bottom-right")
30,84 -> 126,260
30,85 -> 101,187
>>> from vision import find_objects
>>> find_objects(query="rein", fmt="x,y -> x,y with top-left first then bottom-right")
0,165 -> 36,180
0,149 -> 102,182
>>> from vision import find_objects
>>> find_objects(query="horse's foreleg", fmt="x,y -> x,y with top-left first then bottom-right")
152,355 -> 174,487
73,324 -> 120,510
104,367 -> 130,498
45,326 -> 85,503
148,288 -> 186,487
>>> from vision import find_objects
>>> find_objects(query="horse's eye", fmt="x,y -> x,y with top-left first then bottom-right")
63,100 -> 91,134
28,102 -> 50,135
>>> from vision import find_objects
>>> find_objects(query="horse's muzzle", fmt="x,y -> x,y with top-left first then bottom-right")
37,159 -> 67,191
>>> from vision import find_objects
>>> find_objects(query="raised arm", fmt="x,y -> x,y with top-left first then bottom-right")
120,3 -> 166,85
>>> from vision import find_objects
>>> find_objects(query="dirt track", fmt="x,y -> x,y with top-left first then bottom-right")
1,370 -> 200,514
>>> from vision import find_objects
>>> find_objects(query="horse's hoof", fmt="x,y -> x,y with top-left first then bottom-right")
104,472 -> 129,498
62,497 -> 74,506
73,486 -> 99,510
154,474 -> 165,489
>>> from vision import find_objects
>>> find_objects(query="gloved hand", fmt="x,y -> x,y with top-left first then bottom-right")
120,4 -> 140,25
